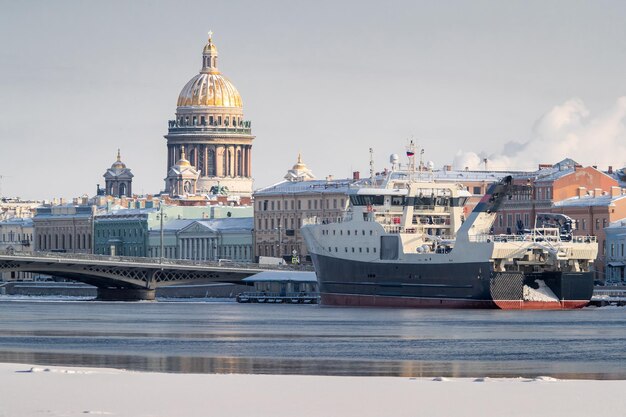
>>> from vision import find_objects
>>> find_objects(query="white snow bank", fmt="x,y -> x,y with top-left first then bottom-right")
1,362 -> 625,417
523,279 -> 559,302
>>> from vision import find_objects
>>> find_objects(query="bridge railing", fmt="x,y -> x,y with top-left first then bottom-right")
1,250 -> 314,272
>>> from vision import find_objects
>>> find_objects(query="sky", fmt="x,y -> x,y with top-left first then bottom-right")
1,0 -> 626,200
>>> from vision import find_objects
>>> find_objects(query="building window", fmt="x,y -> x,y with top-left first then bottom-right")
507,214 -> 513,228
473,186 -> 481,195
333,199 -> 337,209
596,219 -> 600,230
298,200 -> 301,210
582,219 -> 586,231
498,215 -> 503,228
277,201 -> 281,210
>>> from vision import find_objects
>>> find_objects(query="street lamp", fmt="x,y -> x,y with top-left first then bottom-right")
274,224 -> 282,260
156,204 -> 168,264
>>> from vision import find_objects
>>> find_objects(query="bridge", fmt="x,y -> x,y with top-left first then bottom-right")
0,252 -> 311,300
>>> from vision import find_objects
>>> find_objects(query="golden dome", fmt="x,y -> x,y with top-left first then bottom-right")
176,146 -> 192,167
111,149 -> 126,169
177,32 -> 243,108
292,153 -> 307,170
177,73 -> 243,107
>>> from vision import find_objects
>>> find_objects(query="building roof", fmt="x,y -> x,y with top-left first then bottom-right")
553,194 -> 626,208
184,217 -> 253,233
159,217 -> 253,232
242,271 -> 317,283
254,179 -> 357,196
0,217 -> 33,227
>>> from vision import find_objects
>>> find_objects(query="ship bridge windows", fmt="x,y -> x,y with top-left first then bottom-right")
350,195 -> 385,206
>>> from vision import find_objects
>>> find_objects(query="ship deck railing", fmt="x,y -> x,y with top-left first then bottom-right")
469,233 -> 598,243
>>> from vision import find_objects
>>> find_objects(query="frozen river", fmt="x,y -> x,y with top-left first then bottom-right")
0,297 -> 625,379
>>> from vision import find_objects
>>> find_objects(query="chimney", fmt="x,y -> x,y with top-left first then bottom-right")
594,188 -> 602,197
352,171 -> 360,180
611,186 -> 621,197
577,187 -> 587,198
592,165 -> 598,169
444,165 -> 452,172
609,166 -> 613,174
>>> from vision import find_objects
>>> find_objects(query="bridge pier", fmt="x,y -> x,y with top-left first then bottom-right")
96,288 -> 156,301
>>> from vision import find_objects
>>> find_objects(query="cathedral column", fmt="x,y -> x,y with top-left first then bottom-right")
216,146 -> 224,177
203,145 -> 209,176
229,145 -> 235,177
247,146 -> 252,178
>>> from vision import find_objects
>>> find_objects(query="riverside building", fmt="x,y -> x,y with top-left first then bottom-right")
253,155 -> 354,262
165,32 -> 254,197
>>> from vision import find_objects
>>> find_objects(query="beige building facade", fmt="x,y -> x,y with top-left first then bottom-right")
253,156 -> 351,262
33,205 -> 96,254
0,218 -> 34,280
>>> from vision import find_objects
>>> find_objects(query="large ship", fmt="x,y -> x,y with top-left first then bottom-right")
301,154 -> 598,310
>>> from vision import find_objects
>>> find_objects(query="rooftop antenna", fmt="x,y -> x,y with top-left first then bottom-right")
369,148 -> 375,185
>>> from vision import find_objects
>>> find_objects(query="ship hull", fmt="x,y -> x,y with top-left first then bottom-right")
311,254 -> 594,310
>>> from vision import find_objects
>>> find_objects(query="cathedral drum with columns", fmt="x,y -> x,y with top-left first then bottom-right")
165,32 -> 254,197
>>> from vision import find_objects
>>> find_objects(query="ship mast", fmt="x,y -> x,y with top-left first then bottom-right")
369,147 -> 375,185
406,140 -> 416,181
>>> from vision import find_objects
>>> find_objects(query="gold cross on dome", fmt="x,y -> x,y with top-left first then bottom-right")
208,30 -> 213,41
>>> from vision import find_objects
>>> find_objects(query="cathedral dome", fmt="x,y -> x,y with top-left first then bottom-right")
111,149 -> 126,170
176,32 -> 243,108
177,73 -> 243,107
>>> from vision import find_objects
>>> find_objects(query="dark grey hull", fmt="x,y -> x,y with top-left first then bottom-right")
310,253 -> 594,309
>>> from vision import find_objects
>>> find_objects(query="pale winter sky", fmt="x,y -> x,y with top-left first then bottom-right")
1,0 -> 626,200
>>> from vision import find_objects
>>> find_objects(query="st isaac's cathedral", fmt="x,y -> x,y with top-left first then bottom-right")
164,32 -> 254,197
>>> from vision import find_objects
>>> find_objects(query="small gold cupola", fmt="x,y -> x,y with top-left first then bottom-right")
201,30 -> 219,74
111,148 -> 126,170
176,145 -> 192,167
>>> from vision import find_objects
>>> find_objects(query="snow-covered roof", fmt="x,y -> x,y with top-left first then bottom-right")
242,271 -> 317,283
429,170 -> 528,182
553,194 -> 626,208
254,179 -> 357,196
178,217 -> 253,233
96,208 -> 157,220
0,217 -> 33,226
159,217 -> 253,232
